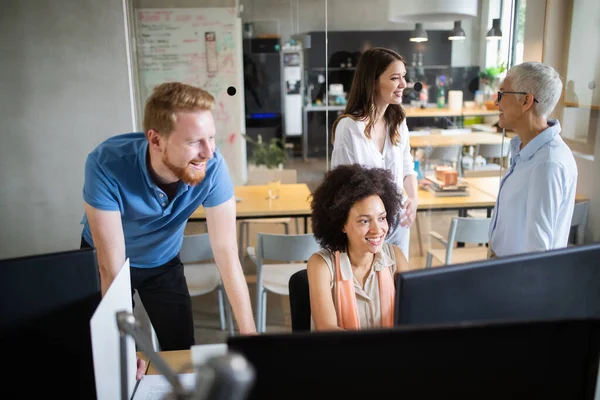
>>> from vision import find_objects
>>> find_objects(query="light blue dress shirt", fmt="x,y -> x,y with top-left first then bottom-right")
489,120 -> 578,257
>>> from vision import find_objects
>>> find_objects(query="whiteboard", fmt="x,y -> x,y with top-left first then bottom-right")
135,8 -> 247,185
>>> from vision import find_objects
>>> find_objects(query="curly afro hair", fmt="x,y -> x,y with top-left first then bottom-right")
310,164 -> 403,252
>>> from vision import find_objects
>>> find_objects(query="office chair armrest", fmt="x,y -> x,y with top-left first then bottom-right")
428,231 -> 448,247
246,246 -> 258,266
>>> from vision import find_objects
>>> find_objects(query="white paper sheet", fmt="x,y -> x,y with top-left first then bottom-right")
191,343 -> 228,366
90,259 -> 137,400
133,373 -> 196,400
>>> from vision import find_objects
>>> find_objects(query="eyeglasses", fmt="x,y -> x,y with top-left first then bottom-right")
497,91 -> 539,103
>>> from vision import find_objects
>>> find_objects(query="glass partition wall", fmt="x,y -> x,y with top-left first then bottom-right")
127,0 -> 513,263
126,0 -> 593,334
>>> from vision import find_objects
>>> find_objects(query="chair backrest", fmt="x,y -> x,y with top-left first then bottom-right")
463,168 -> 506,178
448,217 -> 492,244
445,217 -> 492,264
408,130 -> 431,136
440,128 -> 472,135
257,233 -> 321,264
180,233 -> 214,263
571,201 -> 590,245
288,269 -> 311,332
426,145 -> 463,164
247,168 -> 297,185
475,142 -> 511,159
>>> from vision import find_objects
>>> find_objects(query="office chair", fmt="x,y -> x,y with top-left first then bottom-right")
426,217 -> 491,267
288,269 -> 311,332
180,233 -> 234,335
570,200 -> 590,245
239,169 -> 299,259
250,233 -> 320,333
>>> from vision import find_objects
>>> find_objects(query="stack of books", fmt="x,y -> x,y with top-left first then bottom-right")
419,174 -> 470,197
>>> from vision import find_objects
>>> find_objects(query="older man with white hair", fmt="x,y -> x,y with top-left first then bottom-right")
488,62 -> 577,257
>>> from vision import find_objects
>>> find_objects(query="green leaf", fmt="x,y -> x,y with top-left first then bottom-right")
242,135 -> 287,169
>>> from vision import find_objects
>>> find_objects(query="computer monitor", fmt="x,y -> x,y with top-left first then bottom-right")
228,318 -> 600,400
395,243 -> 600,326
0,248 -> 101,399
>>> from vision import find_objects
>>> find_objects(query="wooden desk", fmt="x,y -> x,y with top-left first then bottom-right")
462,177 -> 503,197
410,132 -> 506,148
302,106 -> 499,160
417,185 -> 496,215
189,183 -> 312,232
146,350 -> 193,375
404,107 -> 500,118
464,177 -> 589,203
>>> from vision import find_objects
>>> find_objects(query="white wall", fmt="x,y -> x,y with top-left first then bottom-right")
536,0 -> 600,243
0,0 -> 135,258
522,0 -> 546,63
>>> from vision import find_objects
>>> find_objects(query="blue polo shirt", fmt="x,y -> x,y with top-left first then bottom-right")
81,132 -> 234,268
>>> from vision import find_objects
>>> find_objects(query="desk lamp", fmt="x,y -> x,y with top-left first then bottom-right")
116,311 -> 255,400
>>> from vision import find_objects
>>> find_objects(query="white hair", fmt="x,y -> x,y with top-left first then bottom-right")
505,62 -> 563,119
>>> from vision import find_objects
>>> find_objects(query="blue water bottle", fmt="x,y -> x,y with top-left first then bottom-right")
414,160 -> 424,180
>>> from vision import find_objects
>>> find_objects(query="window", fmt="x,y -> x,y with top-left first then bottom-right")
510,0 -> 526,67
558,0 -> 599,155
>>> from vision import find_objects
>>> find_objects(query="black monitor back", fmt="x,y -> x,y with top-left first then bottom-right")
395,243 -> 600,326
0,248 -> 101,399
228,318 -> 600,400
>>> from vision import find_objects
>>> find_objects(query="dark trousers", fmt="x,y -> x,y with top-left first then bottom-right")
81,238 -> 195,351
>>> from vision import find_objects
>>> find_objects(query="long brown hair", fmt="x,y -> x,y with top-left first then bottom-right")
331,47 -> 406,145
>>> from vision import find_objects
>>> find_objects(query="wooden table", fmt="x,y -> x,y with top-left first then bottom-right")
145,350 -> 193,375
462,177 -> 503,197
189,183 -> 312,232
302,105 -> 499,160
405,107 -> 500,118
417,184 -> 497,218
417,185 -> 497,213
464,177 -> 589,203
410,132 -> 507,148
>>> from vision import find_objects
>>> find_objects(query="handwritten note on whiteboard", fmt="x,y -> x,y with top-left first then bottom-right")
135,8 -> 247,185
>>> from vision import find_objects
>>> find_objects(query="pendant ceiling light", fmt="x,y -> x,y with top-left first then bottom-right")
409,23 -> 428,42
486,18 -> 503,40
389,0 -> 477,23
448,20 -> 466,40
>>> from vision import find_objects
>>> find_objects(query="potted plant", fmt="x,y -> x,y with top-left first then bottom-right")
243,134 -> 289,199
243,134 -> 287,170
479,62 -> 507,109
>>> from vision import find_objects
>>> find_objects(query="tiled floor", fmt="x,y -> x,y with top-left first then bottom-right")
180,157 -> 484,344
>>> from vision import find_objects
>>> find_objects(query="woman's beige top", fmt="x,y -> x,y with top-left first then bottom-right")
311,243 -> 397,330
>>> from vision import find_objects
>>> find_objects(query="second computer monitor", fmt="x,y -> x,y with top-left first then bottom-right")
228,318 -> 600,400
395,243 -> 600,326
0,248 -> 101,399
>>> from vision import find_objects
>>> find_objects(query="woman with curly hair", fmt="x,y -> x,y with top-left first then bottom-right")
307,164 -> 412,331
331,47 -> 418,259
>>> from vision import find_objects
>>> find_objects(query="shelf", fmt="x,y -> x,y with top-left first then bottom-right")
308,65 -> 450,71
309,67 -> 356,71
407,65 -> 450,69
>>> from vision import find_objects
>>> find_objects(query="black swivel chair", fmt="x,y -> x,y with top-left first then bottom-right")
288,269 -> 311,332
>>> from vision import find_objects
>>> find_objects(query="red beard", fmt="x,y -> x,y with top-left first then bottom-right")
162,150 -> 207,186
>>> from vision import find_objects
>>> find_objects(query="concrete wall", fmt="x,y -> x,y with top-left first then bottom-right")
0,0 -> 135,258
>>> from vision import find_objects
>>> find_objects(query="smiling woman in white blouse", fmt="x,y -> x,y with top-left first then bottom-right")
331,47 -> 418,258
